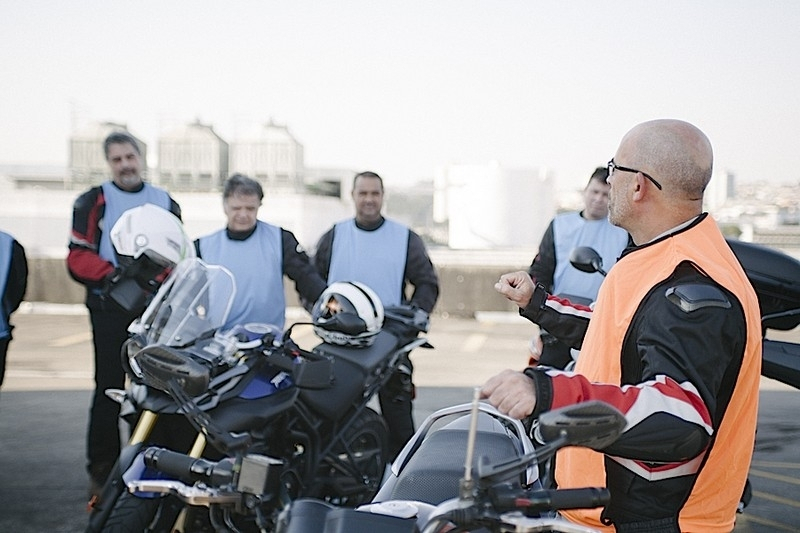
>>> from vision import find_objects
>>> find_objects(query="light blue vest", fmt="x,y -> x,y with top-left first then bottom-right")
0,231 -> 13,338
552,212 -> 628,301
98,182 -> 172,265
328,219 -> 409,308
198,221 -> 286,329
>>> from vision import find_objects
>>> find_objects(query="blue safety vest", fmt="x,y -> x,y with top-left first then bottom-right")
198,221 -> 286,329
98,182 -> 172,265
328,218 -> 409,308
0,231 -> 13,338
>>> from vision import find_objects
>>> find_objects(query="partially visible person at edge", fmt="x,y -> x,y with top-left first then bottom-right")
526,166 -> 629,369
194,173 -> 327,331
482,119 -> 761,533
0,230 -> 28,390
313,170 -> 439,460
67,131 -> 182,498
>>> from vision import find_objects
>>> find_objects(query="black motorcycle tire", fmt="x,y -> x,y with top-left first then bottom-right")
312,407 -> 389,506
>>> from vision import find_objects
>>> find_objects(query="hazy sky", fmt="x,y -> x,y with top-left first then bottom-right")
2,1 -> 799,191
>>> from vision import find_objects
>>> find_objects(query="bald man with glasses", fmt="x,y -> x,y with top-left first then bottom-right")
485,119 -> 761,533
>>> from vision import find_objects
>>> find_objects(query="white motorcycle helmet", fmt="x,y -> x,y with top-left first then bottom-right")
110,203 -> 195,267
312,281 -> 384,347
106,203 -> 195,314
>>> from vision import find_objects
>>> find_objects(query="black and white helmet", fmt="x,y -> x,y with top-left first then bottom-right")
312,281 -> 384,347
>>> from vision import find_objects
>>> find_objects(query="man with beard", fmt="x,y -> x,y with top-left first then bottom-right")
67,131 -> 181,500
484,120 -> 761,532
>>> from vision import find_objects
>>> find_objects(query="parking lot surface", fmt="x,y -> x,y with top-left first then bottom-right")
1,306 -> 798,532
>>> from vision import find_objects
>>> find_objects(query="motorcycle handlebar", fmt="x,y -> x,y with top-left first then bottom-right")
143,447 -> 233,486
491,485 -> 610,514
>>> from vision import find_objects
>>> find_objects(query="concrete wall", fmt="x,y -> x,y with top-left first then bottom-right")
26,258 -> 519,318
27,257 -> 87,304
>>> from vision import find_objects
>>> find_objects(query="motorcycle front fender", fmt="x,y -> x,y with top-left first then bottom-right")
85,441 -> 147,533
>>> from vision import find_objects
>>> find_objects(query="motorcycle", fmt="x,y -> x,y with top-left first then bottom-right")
84,203 -> 196,526
272,396 -> 626,533
269,238 -> 800,532
88,257 -> 433,532
86,214 -> 215,533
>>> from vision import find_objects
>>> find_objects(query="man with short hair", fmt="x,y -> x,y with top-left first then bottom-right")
484,120 -> 761,532
67,131 -> 181,497
527,166 -> 629,368
195,173 -> 326,330
313,171 -> 439,459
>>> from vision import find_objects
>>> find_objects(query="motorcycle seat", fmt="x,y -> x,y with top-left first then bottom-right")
384,426 -> 523,505
314,330 -> 400,377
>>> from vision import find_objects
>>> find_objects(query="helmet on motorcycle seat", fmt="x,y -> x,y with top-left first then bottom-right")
312,281 -> 384,347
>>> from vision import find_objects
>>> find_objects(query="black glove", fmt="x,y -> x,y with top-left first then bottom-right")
125,254 -> 168,291
101,260 -> 150,315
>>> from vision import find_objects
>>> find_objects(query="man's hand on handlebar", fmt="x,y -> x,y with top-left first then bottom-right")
480,369 -> 536,420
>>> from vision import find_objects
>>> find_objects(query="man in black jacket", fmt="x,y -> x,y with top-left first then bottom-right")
67,131 -> 181,497
313,171 -> 439,459
195,174 -> 327,330
526,167 -> 628,368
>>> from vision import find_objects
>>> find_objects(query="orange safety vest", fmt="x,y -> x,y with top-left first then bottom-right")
557,215 -> 762,532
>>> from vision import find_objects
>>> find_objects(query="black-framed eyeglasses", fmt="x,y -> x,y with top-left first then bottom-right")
607,159 -> 663,190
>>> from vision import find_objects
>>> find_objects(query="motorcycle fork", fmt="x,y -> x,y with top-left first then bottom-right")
131,409 -> 207,456
129,409 -> 159,444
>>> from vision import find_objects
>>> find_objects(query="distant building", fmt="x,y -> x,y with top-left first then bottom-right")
435,161 -> 554,250
230,120 -> 304,192
0,164 -> 68,190
69,121 -> 147,187
705,169 -> 735,212
158,120 -> 229,191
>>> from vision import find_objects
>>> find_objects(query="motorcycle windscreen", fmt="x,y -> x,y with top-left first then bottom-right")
139,258 -> 236,346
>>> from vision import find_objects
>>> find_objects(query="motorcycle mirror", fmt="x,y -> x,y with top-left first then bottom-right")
537,401 -> 626,451
477,400 -> 625,486
569,246 -> 607,277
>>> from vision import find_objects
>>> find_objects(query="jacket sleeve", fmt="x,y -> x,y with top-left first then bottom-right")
66,187 -> 115,287
282,229 -> 327,308
404,230 -> 439,313
312,227 -> 334,283
528,220 -> 556,291
519,283 -> 592,349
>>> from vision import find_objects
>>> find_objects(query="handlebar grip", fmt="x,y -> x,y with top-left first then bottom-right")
542,487 -> 610,511
491,485 -> 610,513
142,447 -> 232,485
